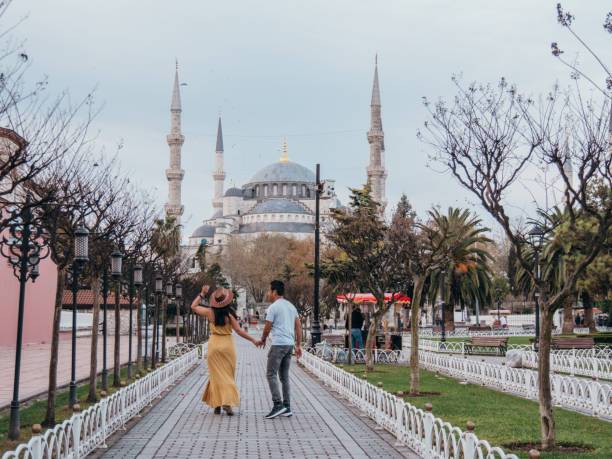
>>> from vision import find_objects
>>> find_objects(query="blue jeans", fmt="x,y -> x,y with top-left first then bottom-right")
351,328 -> 364,349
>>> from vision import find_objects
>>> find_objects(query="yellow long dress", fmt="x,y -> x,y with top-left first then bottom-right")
202,321 -> 240,407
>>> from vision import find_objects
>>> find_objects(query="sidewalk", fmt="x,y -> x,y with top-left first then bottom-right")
0,335 -> 177,408
100,338 -> 417,458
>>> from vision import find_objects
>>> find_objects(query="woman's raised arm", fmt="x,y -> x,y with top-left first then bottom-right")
191,285 -> 212,320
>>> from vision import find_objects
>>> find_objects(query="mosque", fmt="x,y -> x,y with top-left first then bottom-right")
162,59 -> 388,264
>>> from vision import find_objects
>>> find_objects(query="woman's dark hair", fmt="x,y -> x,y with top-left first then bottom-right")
270,279 -> 285,296
213,305 -> 237,326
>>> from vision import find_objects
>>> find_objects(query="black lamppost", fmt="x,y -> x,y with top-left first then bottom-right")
311,163 -> 322,347
69,224 -> 89,408
128,264 -> 143,379
0,200 -> 50,440
163,281 -> 173,362
153,273 -> 163,368
528,225 -> 546,345
175,283 -> 183,343
130,264 -> 144,371
101,266 -> 109,391
110,250 -> 123,387
143,285 -> 150,368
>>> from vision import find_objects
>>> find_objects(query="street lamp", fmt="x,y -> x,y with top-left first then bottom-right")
110,250 -> 123,387
101,266 -> 109,391
153,273 -> 163,368
133,264 -> 143,373
311,163 -> 322,347
69,224 -> 89,408
163,281 -> 173,362
528,225 -> 546,345
0,199 -> 50,440
175,283 -> 183,343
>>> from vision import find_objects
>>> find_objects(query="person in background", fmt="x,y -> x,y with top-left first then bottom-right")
346,306 -> 364,349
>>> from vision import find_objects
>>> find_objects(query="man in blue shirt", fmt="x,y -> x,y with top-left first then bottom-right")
257,280 -> 302,419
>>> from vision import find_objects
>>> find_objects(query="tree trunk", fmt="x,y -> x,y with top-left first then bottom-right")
444,302 -> 455,331
562,296 -> 574,334
161,297 -> 167,363
582,292 -> 596,333
410,277 -> 425,395
43,267 -> 66,427
365,316 -> 378,372
87,277 -> 101,402
113,284 -> 121,387
538,304 -> 556,450
136,289 -> 143,372
347,303 -> 353,365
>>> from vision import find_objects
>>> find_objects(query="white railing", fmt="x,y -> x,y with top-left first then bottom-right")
418,328 -> 537,338
419,351 -> 612,420
402,338 -> 532,355
2,343 -> 206,459
520,349 -> 612,381
314,346 -> 612,420
299,350 -> 519,459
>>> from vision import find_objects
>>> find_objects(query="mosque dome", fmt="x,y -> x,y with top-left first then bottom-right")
249,161 -> 315,184
224,187 -> 243,197
247,198 -> 311,215
191,224 -> 216,238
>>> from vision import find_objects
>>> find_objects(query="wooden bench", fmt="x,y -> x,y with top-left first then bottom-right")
468,325 -> 492,332
552,337 -> 595,350
465,336 -> 508,356
321,334 -> 345,347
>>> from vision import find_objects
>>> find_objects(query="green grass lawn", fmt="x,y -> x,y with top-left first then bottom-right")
0,365 -> 151,454
342,364 -> 612,458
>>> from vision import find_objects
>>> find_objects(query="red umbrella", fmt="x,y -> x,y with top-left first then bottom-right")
337,293 -> 411,304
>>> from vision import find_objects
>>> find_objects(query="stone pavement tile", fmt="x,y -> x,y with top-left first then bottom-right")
0,335 -> 177,407
100,338 -> 418,459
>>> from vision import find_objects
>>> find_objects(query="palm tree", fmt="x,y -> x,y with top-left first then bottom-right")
424,208 -> 493,331
150,216 -> 181,363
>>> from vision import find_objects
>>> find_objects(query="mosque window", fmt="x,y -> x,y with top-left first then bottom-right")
301,185 -> 306,196
292,184 -> 297,196
282,184 -> 287,195
306,188 -> 311,198
273,184 -> 278,195
255,186 -> 260,197
263,185 -> 268,196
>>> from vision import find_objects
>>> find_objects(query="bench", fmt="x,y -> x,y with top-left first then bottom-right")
321,334 -> 345,347
522,324 -> 535,331
552,337 -> 595,350
465,336 -> 508,356
468,325 -> 492,332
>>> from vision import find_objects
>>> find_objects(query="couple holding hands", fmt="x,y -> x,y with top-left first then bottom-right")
190,279 -> 302,419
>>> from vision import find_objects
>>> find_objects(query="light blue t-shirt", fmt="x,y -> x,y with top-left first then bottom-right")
266,298 -> 299,346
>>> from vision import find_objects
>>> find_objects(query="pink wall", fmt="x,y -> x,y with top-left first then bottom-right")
0,256 -> 58,346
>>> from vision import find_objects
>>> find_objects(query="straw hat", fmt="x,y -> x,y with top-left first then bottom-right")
209,287 -> 234,308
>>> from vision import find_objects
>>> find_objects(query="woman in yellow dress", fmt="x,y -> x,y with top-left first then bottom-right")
190,285 -> 257,415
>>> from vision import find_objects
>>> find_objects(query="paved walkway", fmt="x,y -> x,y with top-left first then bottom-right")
0,335 -> 177,408
100,338 -> 416,458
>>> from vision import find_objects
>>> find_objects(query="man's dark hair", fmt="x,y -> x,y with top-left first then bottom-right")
270,280 -> 285,296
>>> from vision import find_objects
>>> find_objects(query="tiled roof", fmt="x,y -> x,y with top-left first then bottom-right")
62,290 -> 131,307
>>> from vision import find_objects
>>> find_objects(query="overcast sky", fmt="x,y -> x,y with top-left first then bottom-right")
4,0 -> 610,239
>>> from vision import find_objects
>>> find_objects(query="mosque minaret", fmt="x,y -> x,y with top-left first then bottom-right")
165,62 -> 185,224
366,56 -> 387,209
212,117 -> 226,214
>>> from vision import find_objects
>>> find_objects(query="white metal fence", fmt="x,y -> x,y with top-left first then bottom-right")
312,345 -> 612,420
2,343 -> 206,459
520,348 -> 612,381
299,350 -> 519,459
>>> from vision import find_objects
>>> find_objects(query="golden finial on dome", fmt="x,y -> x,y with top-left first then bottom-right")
280,138 -> 289,163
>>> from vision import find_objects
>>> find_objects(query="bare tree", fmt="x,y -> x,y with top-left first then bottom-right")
421,75 -> 611,448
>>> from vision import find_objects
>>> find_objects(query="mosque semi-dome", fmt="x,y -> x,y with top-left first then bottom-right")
248,160 -> 315,184
191,224 -> 216,238
224,187 -> 243,197
247,198 -> 312,215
